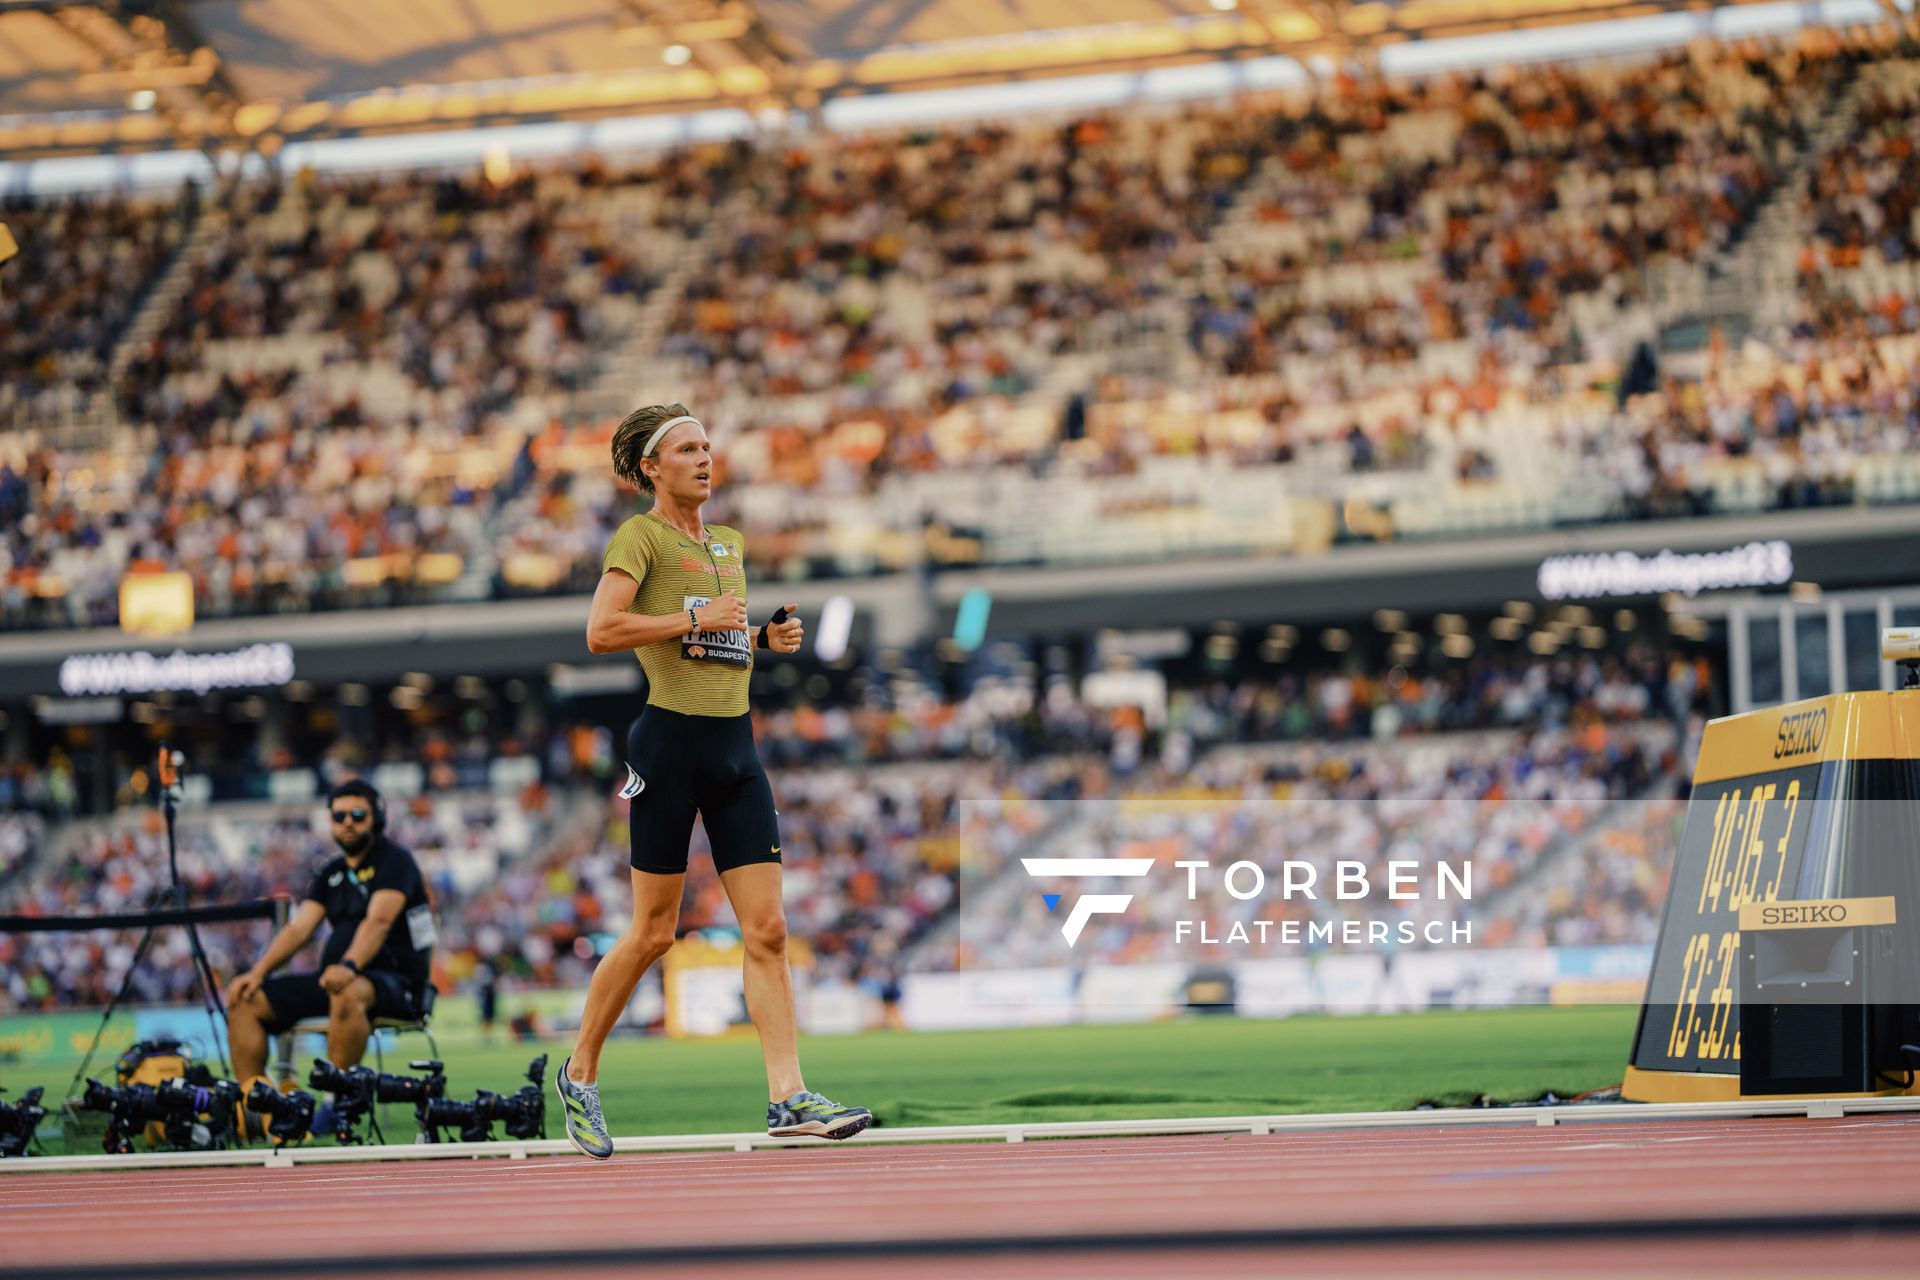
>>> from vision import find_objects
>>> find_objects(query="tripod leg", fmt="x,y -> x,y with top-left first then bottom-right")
64,921 -> 163,1101
164,793 -> 234,1075
183,921 -> 232,1075
272,1027 -> 296,1088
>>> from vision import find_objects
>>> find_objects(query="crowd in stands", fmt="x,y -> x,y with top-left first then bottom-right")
1549,46 -> 1920,523
0,811 -> 43,884
0,641 -> 1706,1013
660,106 -> 1276,433
0,758 -> 78,820
961,716 -> 1682,969
0,187 -> 195,428
6,27 -> 1920,628
0,759 -> 961,1017
753,642 -> 1708,779
6,18 -> 1903,1017
1491,794 -> 1690,949
662,36 -> 1851,450
0,789 -> 559,1012
110,153 -> 741,434
1802,62 -> 1920,272
1565,311 -> 1920,519
47,638 -> 1709,812
1,150 -> 740,630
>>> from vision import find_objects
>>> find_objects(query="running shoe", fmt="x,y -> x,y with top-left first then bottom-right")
766,1090 -> 872,1140
555,1056 -> 614,1160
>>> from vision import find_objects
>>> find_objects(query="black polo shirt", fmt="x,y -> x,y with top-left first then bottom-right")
303,837 -> 434,990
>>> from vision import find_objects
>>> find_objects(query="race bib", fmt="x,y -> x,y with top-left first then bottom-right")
406,904 -> 438,952
682,595 -> 752,668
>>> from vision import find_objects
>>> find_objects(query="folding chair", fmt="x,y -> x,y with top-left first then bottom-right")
272,986 -> 440,1136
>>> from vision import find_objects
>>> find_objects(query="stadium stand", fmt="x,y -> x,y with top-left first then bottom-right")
1490,792 -> 1691,949
6,28 -> 1920,629
0,24 -> 1902,1036
112,152 -> 744,431
950,717 -> 1682,969
0,187 -> 195,431
0,811 -> 45,884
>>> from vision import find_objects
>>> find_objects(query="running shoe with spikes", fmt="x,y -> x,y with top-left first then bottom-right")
555,1056 -> 614,1160
766,1090 -> 872,1140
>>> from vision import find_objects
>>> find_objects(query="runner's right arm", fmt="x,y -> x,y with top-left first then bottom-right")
586,570 -> 746,652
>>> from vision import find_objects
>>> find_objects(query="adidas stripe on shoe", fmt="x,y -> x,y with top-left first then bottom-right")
766,1090 -> 872,1140
555,1056 -> 614,1160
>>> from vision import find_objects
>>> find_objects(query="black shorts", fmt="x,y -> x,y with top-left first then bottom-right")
625,704 -> 783,876
258,970 -> 425,1031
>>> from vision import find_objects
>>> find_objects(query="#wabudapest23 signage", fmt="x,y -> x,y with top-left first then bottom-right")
1538,540 -> 1792,600
57,643 -> 295,696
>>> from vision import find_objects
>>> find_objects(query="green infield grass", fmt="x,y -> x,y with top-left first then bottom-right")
5,1005 -> 1640,1148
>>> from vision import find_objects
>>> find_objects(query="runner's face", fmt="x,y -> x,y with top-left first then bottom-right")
647,423 -> 712,504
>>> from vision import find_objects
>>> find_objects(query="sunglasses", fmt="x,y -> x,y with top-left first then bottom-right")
330,808 -> 371,824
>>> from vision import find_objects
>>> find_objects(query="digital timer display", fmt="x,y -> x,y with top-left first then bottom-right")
1631,763 -> 1823,1073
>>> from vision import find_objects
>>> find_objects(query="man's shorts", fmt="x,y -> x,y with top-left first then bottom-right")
258,970 -> 425,1030
624,704 -> 783,876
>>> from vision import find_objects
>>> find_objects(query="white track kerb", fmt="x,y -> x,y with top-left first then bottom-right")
7,1096 -> 1920,1173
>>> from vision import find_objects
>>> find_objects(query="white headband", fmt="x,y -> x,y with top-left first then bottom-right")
644,414 -> 703,457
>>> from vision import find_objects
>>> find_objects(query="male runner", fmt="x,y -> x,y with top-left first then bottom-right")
554,402 -> 871,1159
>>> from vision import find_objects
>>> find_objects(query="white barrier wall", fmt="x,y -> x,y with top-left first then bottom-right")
894,945 -> 1654,1033
90,945 -> 1654,1055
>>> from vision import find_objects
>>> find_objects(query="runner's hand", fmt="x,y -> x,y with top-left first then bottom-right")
695,593 -> 748,631
767,604 -> 804,654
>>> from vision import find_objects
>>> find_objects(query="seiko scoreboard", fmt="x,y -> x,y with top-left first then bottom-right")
1624,688 -> 1920,1102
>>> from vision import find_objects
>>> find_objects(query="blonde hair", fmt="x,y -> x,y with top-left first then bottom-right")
610,402 -> 695,495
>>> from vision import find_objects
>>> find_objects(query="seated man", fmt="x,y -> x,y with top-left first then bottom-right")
225,780 -> 436,1079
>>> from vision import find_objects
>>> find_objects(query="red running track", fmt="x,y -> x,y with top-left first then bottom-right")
5,1116 -> 1920,1278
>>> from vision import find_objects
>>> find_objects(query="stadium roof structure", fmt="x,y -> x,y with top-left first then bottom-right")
0,0 -> 1875,161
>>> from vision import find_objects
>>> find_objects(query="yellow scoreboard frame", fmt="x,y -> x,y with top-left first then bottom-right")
1623,687 -> 1920,1102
